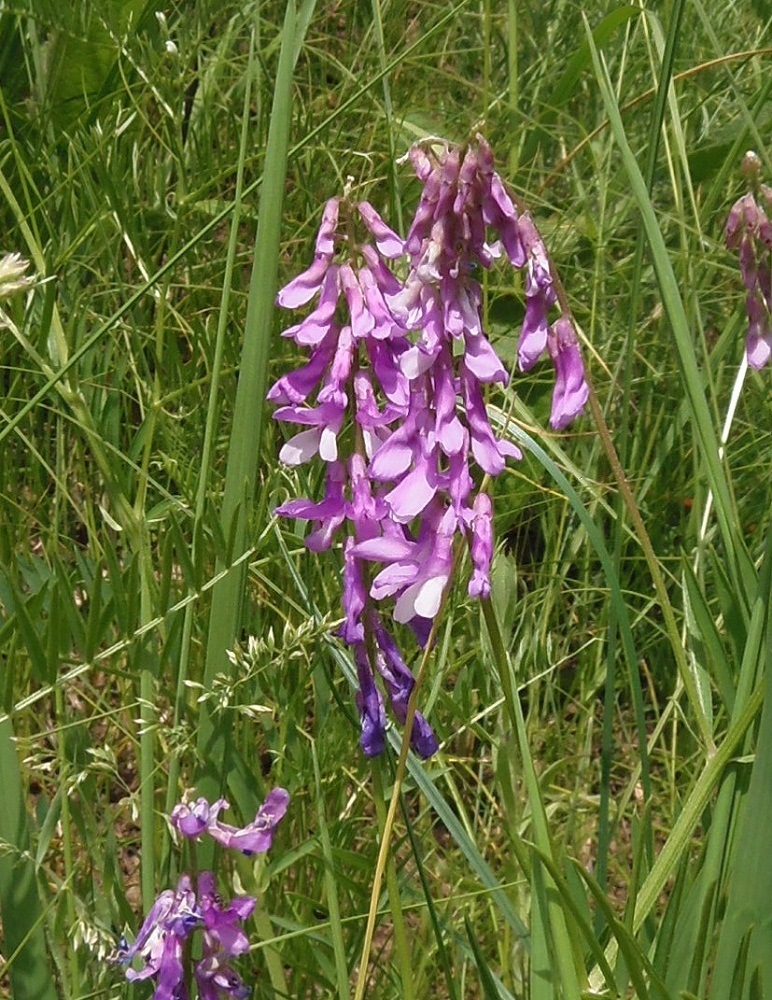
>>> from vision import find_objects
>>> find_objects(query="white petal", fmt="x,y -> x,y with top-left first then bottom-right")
279,428 -> 321,466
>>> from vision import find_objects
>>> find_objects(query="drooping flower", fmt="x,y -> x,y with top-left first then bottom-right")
727,153 -> 772,370
547,316 -> 589,428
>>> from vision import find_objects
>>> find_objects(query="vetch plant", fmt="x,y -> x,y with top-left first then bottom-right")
116,789 -> 289,998
270,134 -> 588,758
726,150 -> 772,370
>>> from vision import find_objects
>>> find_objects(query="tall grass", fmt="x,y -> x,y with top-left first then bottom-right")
0,1 -> 769,997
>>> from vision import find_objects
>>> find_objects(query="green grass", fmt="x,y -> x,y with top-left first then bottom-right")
0,1 -> 770,997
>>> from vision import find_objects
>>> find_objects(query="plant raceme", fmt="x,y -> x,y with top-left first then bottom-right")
116,789 -> 289,999
726,151 -> 772,371
270,135 -> 588,758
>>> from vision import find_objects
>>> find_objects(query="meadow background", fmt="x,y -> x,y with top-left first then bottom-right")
0,1 -> 770,997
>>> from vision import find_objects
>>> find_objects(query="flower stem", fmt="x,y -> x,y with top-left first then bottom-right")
370,757 -> 415,1000
352,584 -> 451,1000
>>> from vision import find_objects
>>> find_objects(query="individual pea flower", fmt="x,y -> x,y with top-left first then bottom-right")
207,788 -> 290,856
170,796 -> 229,839
547,316 -> 590,429
726,151 -> 772,370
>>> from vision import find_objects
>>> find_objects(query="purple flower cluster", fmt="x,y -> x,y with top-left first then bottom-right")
726,153 -> 772,370
270,135 -> 588,758
170,788 -> 290,856
117,790 -> 289,999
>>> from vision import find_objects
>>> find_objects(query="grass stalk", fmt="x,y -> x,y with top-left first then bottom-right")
480,597 -> 584,998
196,0 -> 301,811
585,20 -> 755,613
163,21 -> 258,841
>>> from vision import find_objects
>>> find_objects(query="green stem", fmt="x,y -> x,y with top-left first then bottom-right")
163,21 -> 257,847
371,757 -> 415,1000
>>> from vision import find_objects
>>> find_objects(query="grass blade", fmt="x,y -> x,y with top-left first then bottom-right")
0,715 -> 57,1000
196,0 -> 307,803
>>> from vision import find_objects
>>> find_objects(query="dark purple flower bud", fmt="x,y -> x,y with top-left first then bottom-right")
547,316 -> 589,429
208,789 -> 290,856
370,615 -> 439,758
340,538 -> 367,645
354,643 -> 387,756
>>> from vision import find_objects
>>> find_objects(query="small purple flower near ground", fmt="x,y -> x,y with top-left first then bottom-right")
120,790 -> 289,997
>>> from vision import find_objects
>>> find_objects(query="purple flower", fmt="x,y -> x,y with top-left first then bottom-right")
275,460 -> 348,552
276,199 -> 339,308
370,615 -> 439,757
269,135 -> 588,759
745,290 -> 771,369
208,788 -> 290,856
547,316 -> 589,429
195,872 -> 255,1000
354,642 -> 387,756
727,171 -> 772,369
119,875 -> 200,999
516,213 -> 557,371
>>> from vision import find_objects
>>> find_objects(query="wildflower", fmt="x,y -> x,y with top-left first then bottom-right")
195,872 -> 255,1000
727,151 -> 772,370
118,874 -> 200,998
270,135 -> 588,757
547,316 -> 590,429
171,797 -> 229,839
119,788 -> 288,997
171,789 -> 289,856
